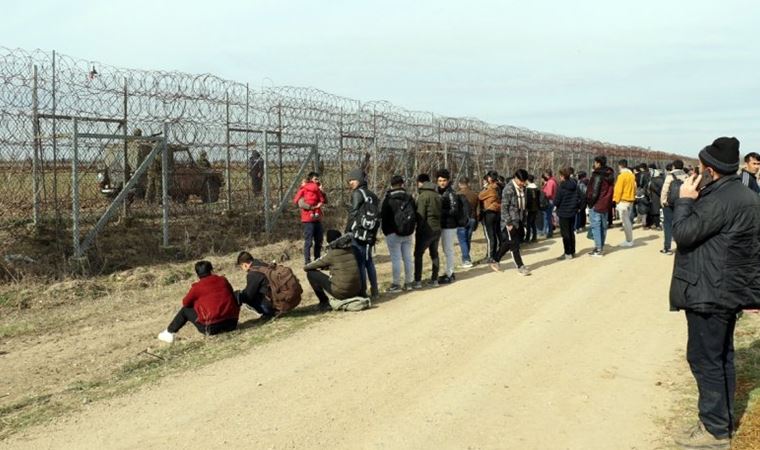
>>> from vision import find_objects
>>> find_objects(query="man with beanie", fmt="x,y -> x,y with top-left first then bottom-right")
293,172 -> 327,264
345,168 -> 380,298
381,175 -> 416,292
436,169 -> 459,284
304,230 -> 361,310
671,137 -> 760,449
586,156 -> 615,257
414,173 -> 442,288
613,159 -> 636,247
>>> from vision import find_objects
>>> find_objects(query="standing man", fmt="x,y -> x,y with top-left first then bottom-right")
575,171 -> 589,233
381,175 -> 416,292
541,170 -> 558,238
345,169 -> 380,298
457,177 -> 479,268
586,156 -> 615,257
248,150 -> 264,195
479,171 -> 504,266
198,151 -> 211,169
613,159 -> 636,248
671,137 -> 760,449
660,159 -> 688,255
414,173 -> 442,288
648,164 -> 665,230
494,169 -> 531,275
740,152 -> 760,193
436,169 -> 459,284
293,172 -> 327,264
525,175 -> 541,243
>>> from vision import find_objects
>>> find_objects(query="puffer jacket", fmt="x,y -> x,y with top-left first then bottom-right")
588,166 -> 615,213
438,185 -> 459,229
553,179 -> 579,219
500,180 -> 526,229
304,234 -> 361,299
416,182 -> 442,234
669,175 -> 760,312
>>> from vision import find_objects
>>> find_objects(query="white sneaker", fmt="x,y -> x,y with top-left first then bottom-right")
619,241 -> 634,248
157,329 -> 175,343
461,261 -> 474,269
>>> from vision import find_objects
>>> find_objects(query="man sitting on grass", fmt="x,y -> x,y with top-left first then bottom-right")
158,260 -> 239,343
303,230 -> 362,310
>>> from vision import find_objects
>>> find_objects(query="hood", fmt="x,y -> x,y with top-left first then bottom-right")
419,181 -> 437,192
327,233 -> 353,250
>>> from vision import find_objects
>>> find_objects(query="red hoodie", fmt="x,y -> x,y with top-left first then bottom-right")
293,181 -> 327,223
181,274 -> 240,325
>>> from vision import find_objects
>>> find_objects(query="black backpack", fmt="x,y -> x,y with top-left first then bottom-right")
455,194 -> 471,227
390,193 -> 416,236
351,188 -> 381,244
666,174 -> 683,207
577,181 -> 588,210
539,191 -> 549,210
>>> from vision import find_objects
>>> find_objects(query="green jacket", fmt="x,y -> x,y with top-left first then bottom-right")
416,181 -> 442,234
303,235 -> 361,299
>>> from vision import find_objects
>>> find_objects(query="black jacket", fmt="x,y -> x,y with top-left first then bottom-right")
381,188 -> 415,236
669,175 -> 760,312
648,174 -> 664,215
438,185 -> 459,229
553,179 -> 579,219
345,181 -> 379,234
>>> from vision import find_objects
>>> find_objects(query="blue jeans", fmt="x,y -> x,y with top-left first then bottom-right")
543,202 -> 555,237
663,206 -> 674,251
456,218 -> 476,263
589,209 -> 608,250
303,222 -> 323,264
385,233 -> 414,286
352,239 -> 378,295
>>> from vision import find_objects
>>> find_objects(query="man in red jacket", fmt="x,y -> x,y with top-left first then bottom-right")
293,172 -> 328,264
158,261 -> 239,343
586,156 -> 615,257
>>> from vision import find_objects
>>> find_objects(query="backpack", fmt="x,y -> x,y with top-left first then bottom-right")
329,295 -> 371,312
251,263 -> 303,316
455,194 -> 471,227
351,188 -> 380,244
666,174 -> 683,207
390,193 -> 416,236
635,186 -> 651,215
576,181 -> 588,211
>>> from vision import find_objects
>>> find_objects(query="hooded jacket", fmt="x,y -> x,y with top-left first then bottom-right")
304,234 -> 361,299
588,166 -> 615,213
416,181 -> 442,234
381,187 -> 416,236
293,181 -> 327,223
613,168 -> 636,204
669,175 -> 760,312
553,179 -> 580,219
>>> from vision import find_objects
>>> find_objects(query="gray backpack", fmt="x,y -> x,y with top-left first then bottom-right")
329,296 -> 371,312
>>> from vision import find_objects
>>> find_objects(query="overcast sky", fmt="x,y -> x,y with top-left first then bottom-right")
4,0 -> 759,156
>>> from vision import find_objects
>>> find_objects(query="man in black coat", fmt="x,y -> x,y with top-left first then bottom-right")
670,137 -> 760,449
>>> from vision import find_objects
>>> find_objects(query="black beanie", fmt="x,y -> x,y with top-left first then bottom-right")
698,136 -> 740,175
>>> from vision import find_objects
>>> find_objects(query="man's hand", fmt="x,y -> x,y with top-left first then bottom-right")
680,174 -> 701,200
315,202 -> 323,209
507,224 -> 513,232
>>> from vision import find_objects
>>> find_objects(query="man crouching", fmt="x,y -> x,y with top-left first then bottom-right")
158,261 -> 239,343
304,229 -> 361,310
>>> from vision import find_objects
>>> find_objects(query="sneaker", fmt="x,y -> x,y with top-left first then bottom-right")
619,241 -> 634,248
489,262 -> 501,272
461,261 -> 474,269
660,249 -> 674,255
564,254 -> 574,260
317,302 -> 332,311
241,303 -> 257,313
589,249 -> 604,257
428,279 -> 439,287
518,266 -> 532,276
387,284 -> 403,293
412,281 -> 423,289
673,421 -> 730,449
157,329 -> 175,343
438,274 -> 454,284
404,282 -> 415,291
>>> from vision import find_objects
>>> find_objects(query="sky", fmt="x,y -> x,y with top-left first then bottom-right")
3,0 -> 759,156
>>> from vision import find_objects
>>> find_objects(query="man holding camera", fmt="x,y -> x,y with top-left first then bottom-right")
293,172 -> 327,264
671,137 -> 760,449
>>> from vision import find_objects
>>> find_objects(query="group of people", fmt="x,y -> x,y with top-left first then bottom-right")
157,137 -> 760,450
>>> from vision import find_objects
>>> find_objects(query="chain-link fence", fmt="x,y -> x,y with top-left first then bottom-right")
0,47 -> 694,266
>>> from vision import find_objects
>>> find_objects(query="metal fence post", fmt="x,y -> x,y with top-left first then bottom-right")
161,122 -> 170,247
31,65 -> 41,226
122,78 -> 129,220
225,92 -> 232,211
72,119 -> 81,257
263,131 -> 270,234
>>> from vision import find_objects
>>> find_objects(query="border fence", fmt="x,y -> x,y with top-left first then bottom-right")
0,47 -> 693,264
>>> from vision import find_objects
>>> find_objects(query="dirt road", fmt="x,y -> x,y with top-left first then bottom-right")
7,228 -> 687,449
